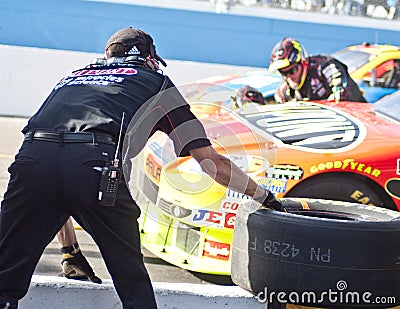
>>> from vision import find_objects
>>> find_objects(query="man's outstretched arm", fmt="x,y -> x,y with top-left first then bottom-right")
189,145 -> 282,210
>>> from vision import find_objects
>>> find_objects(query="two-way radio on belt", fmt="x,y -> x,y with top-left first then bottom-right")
98,112 -> 125,207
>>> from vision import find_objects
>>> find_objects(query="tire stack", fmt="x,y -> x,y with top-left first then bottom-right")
231,198 -> 400,308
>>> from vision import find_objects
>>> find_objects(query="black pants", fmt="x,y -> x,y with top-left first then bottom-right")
0,140 -> 157,309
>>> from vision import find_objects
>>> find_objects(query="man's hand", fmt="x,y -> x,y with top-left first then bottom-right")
254,191 -> 285,211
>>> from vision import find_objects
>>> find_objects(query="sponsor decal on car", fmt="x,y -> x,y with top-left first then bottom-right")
266,164 -> 304,180
220,189 -> 252,213
202,240 -> 230,260
224,213 -> 236,229
191,209 -> 237,229
219,199 -> 241,213
192,209 -> 225,228
145,154 -> 162,183
310,159 -> 381,177
147,141 -> 164,160
236,103 -> 367,153
258,177 -> 288,193
226,188 -> 252,200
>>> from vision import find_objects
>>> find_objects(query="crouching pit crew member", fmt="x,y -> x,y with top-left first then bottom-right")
0,27 -> 281,309
270,37 -> 367,103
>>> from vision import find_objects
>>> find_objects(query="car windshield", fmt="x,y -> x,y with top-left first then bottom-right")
374,91 -> 400,122
331,49 -> 372,74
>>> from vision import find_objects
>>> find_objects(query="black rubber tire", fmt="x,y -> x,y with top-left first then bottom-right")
231,198 -> 400,308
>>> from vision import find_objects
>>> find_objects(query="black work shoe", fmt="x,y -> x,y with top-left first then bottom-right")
60,250 -> 102,284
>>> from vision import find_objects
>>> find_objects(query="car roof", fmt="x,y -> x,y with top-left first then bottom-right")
345,43 -> 400,56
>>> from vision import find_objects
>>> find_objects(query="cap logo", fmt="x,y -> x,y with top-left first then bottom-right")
128,45 -> 141,55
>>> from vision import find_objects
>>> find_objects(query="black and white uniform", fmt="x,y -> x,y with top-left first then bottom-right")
0,60 -> 210,309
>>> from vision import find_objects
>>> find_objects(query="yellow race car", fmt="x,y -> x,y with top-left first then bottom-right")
332,42 -> 400,81
332,42 -> 400,101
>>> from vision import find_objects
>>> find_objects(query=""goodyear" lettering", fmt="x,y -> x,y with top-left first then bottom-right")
310,159 -> 380,177
350,190 -> 374,206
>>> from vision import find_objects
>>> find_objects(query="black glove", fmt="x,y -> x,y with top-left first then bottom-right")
254,191 -> 285,211
61,250 -> 102,284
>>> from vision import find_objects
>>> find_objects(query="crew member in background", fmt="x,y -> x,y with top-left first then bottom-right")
231,85 -> 266,109
269,37 -> 367,103
57,218 -> 101,283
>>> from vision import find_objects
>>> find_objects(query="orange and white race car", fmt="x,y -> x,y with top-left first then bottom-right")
129,85 -> 400,275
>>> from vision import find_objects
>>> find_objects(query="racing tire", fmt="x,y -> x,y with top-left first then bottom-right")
285,172 -> 397,211
231,198 -> 400,308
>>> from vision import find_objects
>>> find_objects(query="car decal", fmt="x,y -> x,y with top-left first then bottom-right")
235,102 -> 367,153
148,141 -> 164,160
145,154 -> 162,183
202,240 -> 230,260
191,209 -> 237,229
219,199 -> 245,213
192,209 -> 225,228
266,164 -> 304,180
226,188 -> 252,200
147,139 -> 176,164
224,213 -> 236,229
310,159 -> 381,178
258,177 -> 288,193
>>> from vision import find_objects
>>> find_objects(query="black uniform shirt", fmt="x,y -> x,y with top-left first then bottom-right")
23,61 -> 211,157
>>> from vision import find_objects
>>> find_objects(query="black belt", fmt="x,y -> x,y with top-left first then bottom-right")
24,130 -> 116,146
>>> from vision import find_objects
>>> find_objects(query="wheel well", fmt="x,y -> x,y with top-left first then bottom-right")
284,172 -> 397,211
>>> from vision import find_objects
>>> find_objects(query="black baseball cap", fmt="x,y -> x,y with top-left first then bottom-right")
105,27 -> 167,67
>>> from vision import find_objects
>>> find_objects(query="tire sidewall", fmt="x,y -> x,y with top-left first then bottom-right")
231,198 -> 400,308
